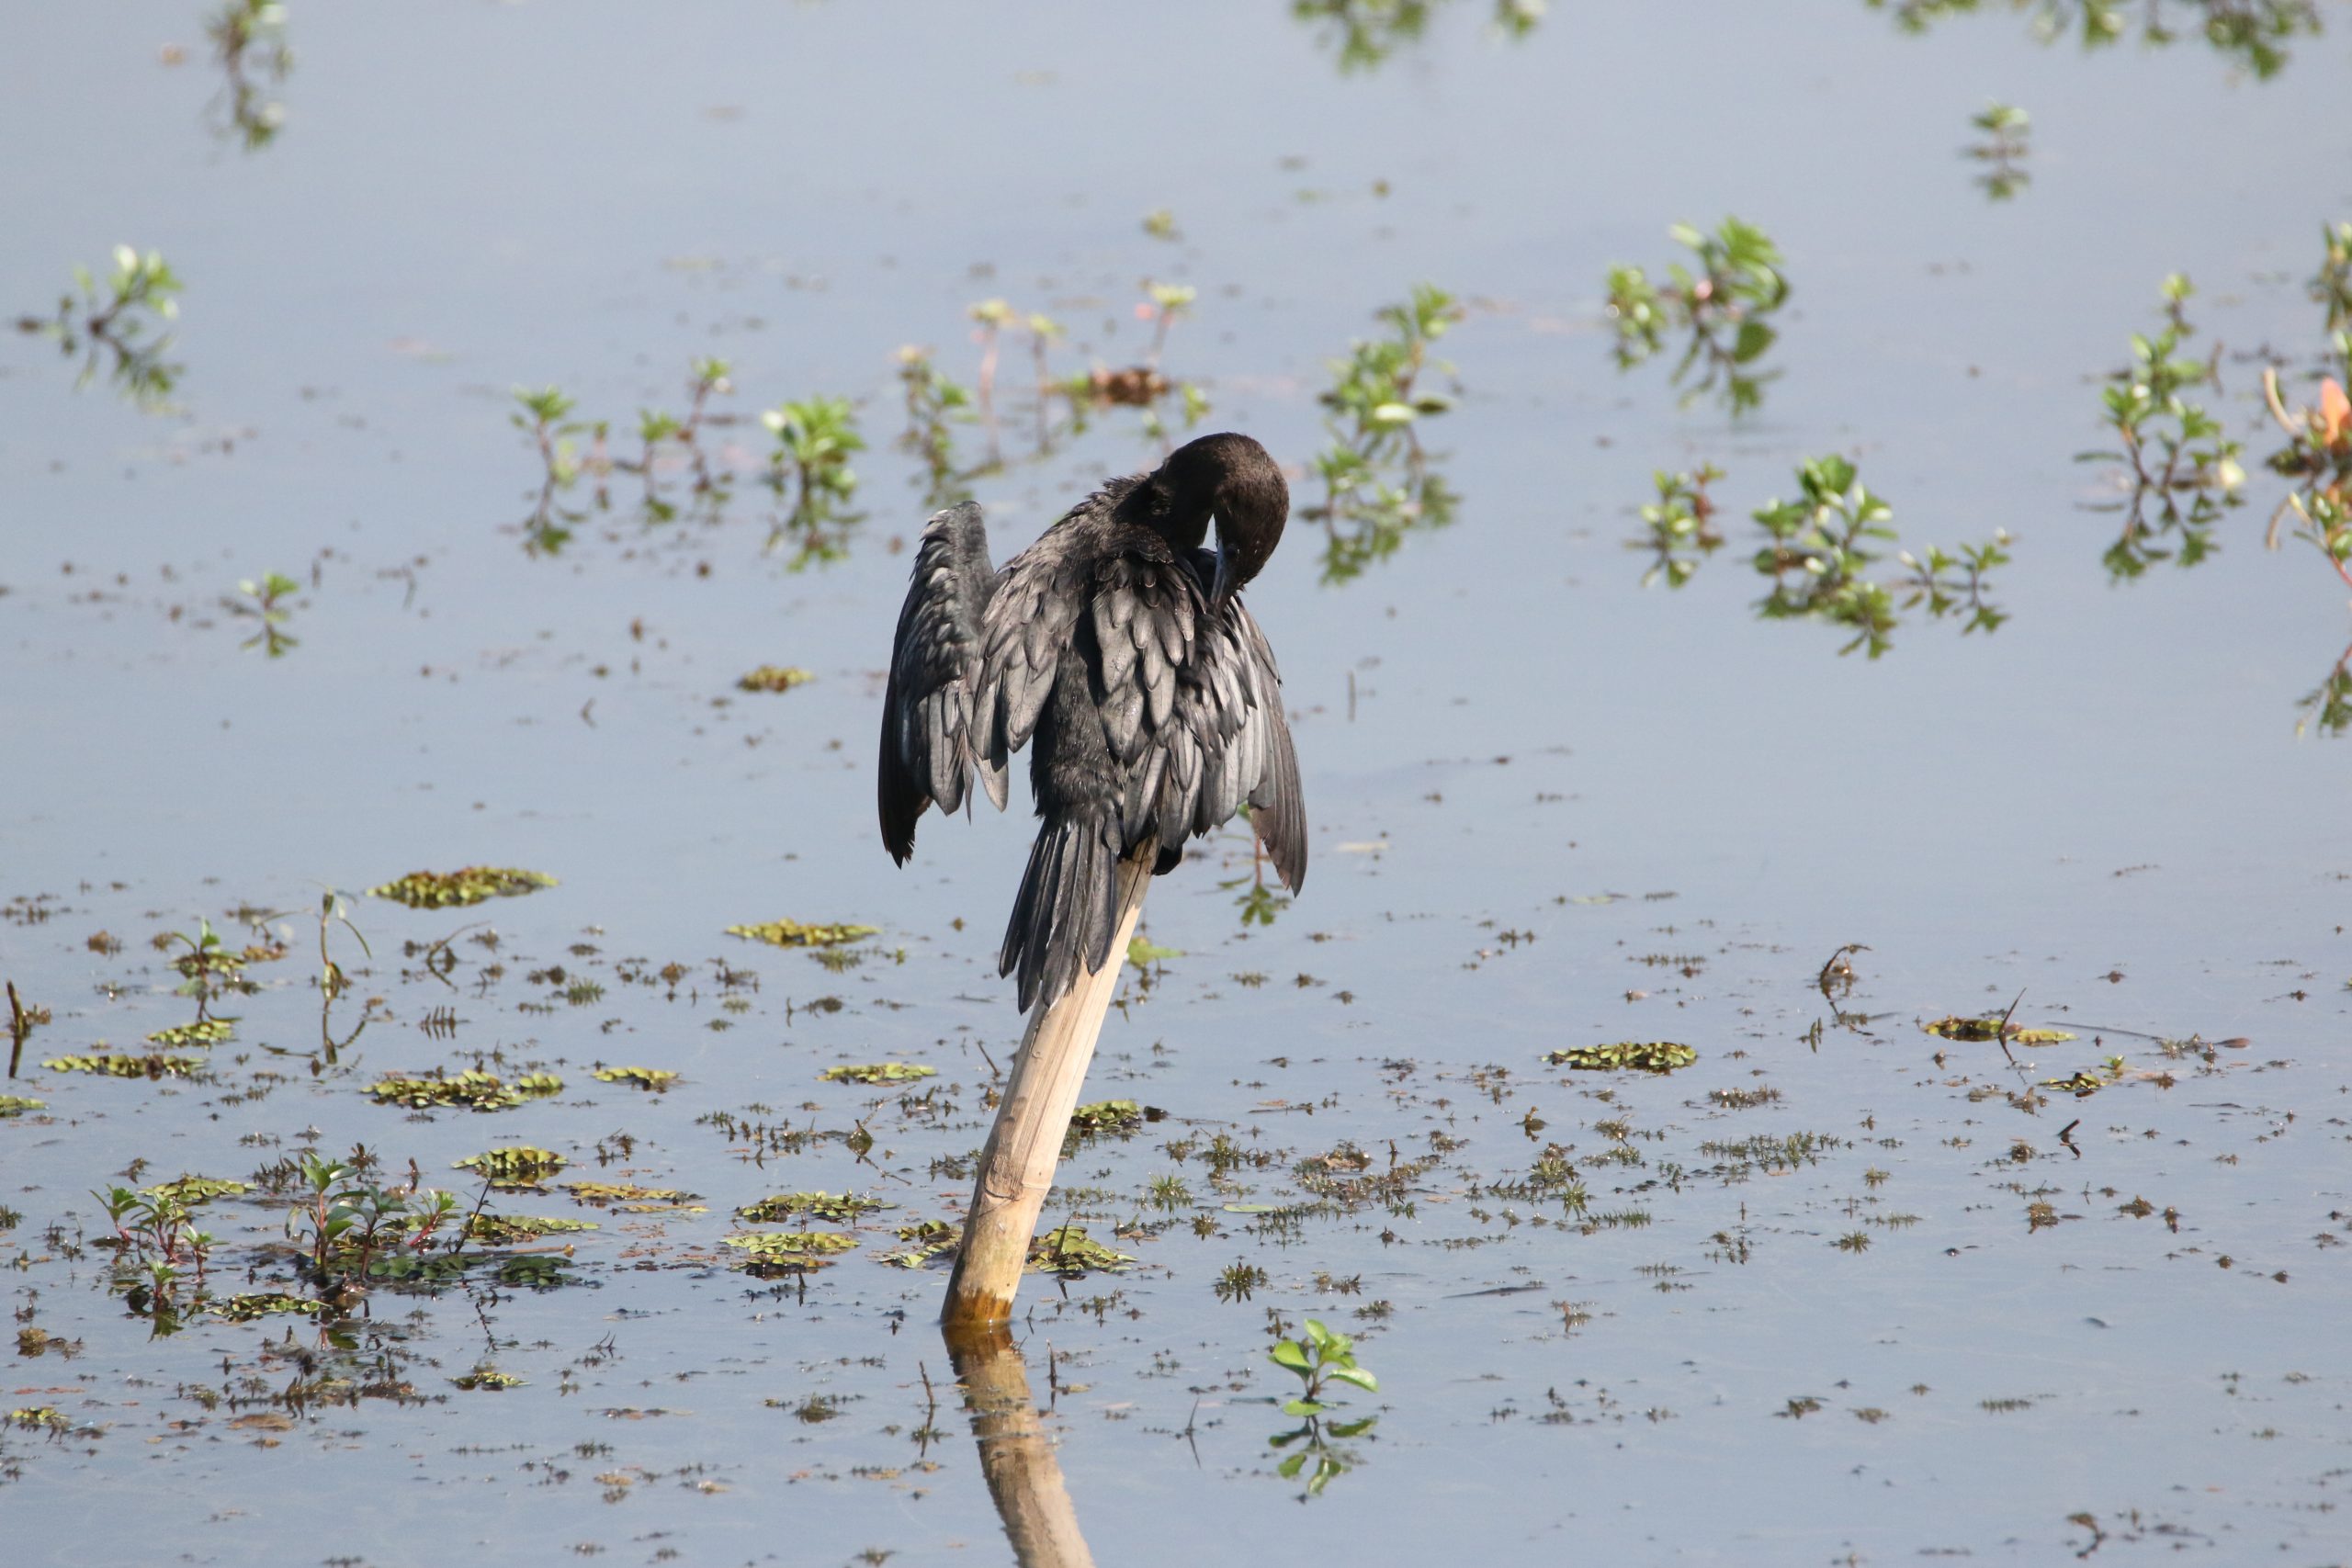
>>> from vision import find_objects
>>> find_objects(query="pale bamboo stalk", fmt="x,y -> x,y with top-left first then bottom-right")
943,849 -> 1151,1326
943,1322 -> 1096,1568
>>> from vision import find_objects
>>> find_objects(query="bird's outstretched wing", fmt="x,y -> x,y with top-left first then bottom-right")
1141,579 -> 1306,895
877,502 -> 1006,862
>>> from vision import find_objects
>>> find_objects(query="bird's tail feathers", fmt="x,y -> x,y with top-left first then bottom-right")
1001,813 -> 1123,1013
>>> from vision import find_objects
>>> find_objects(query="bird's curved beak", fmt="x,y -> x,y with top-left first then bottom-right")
1209,538 -> 1238,612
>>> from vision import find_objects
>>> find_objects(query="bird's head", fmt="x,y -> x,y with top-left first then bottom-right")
1148,432 -> 1288,610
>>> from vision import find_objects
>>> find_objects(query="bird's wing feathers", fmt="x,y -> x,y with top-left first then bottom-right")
877,502 -> 1005,862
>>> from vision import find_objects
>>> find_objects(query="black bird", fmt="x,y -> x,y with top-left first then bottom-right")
878,431 -> 1306,1012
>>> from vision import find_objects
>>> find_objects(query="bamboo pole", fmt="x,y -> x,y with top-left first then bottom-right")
943,1321 -> 1096,1568
943,848 -> 1152,1326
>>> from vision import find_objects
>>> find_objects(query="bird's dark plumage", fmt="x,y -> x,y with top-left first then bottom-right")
877,432 -> 1306,1012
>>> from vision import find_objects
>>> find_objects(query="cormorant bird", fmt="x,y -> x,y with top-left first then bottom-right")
878,431 -> 1306,1012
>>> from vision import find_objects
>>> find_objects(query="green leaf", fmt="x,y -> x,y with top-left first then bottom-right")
1328,1365 -> 1380,1393
1269,1340 -> 1312,1372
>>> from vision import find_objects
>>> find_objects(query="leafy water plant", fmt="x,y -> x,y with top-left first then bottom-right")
736,665 -> 815,694
896,345 -> 975,507
1292,0 -> 1545,73
737,1191 -> 895,1224
15,245 -> 185,407
1866,0 -> 2325,80
818,1062 -> 935,1085
1026,1224 -> 1132,1277
225,570 -> 301,657
762,395 -> 865,563
727,918 -> 876,948
1964,102 -> 2032,199
2315,221 -> 2352,333
454,1145 -> 568,1186
205,0 -> 292,150
1547,1042 -> 1698,1073
369,867 -> 557,908
1745,455 -> 2011,656
1632,464 -> 1725,588
592,1066 -> 677,1090
2083,276 -> 2244,578
366,1067 -> 561,1111
630,356 -> 733,522
1265,1318 -> 1380,1496
1307,284 -> 1464,583
724,1230 -> 858,1276
1607,218 -> 1788,416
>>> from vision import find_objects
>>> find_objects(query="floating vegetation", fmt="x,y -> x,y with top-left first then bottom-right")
1026,1224 -> 1133,1277
370,866 -> 557,908
562,1180 -> 698,1209
143,1176 -> 249,1205
2042,1071 -> 2105,1096
592,1066 -> 677,1091
1963,102 -> 2032,199
144,1019 -> 233,1047
1306,284 -> 1464,584
1921,1016 -> 2075,1044
1607,218 -> 1788,416
818,1062 -> 934,1085
736,1191 -> 895,1224
368,1068 -> 561,1111
12,243 -> 185,408
881,1219 -> 958,1269
724,1230 -> 858,1275
736,665 -> 816,694
454,1146 -> 568,1185
1866,0 -> 2325,80
205,0 -> 293,151
0,1095 -> 48,1116
451,1368 -> 526,1392
43,1053 -> 204,1077
464,1213 -> 596,1244
210,1292 -> 324,1323
1633,465 -> 1724,588
1293,0 -> 1544,73
2084,276 -> 2243,580
1069,1100 -> 1146,1135
226,571 -> 300,658
1751,456 -> 2008,656
726,918 -> 877,948
1548,1043 -> 1698,1074
1125,937 -> 1183,966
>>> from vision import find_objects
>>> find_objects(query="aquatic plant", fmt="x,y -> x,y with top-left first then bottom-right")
1963,102 -> 2032,199
1265,1318 -> 1380,1496
2083,276 -> 2243,579
225,570 -> 301,657
1307,284 -> 1464,583
1632,465 -> 1725,588
205,0 -> 292,150
896,346 -> 975,506
14,244 -> 185,408
369,866 -> 557,908
1293,0 -> 1545,73
736,665 -> 815,694
1606,218 -> 1788,416
1547,1042 -> 1698,1073
1866,0 -> 2325,80
1750,455 -> 2010,656
728,918 -> 876,948
818,1062 -> 934,1085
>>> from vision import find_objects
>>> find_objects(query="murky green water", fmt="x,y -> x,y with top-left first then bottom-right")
6,3 -> 2350,1562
